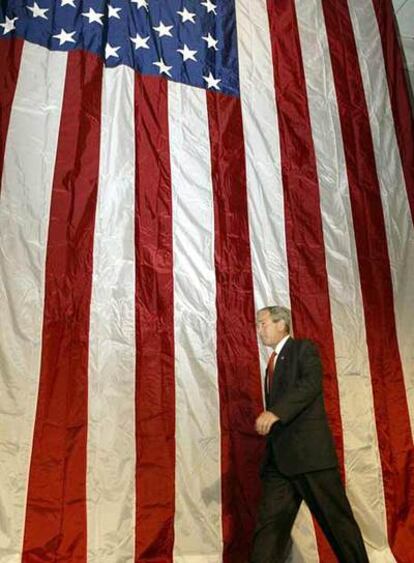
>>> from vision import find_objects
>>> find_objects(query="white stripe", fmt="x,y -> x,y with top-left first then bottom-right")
235,0 -> 290,310
295,1 -> 395,560
235,1 -> 319,560
347,0 -> 414,438
0,43 -> 67,562
168,82 -> 222,561
87,65 -> 136,563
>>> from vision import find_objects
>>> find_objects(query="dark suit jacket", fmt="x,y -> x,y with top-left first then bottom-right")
263,338 -> 338,476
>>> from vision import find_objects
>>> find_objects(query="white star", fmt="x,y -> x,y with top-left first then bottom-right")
153,58 -> 172,77
0,16 -> 18,35
153,21 -> 173,38
131,0 -> 148,10
61,0 -> 76,6
53,28 -> 76,46
203,72 -> 221,90
82,7 -> 104,25
105,43 -> 121,59
130,33 -> 150,50
177,44 -> 197,62
202,33 -> 218,50
177,8 -> 196,23
108,5 -> 122,19
201,0 -> 217,14
27,2 -> 49,19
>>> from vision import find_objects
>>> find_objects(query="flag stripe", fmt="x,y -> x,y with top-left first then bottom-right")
348,0 -> 414,438
87,65 -> 136,563
23,51 -> 102,561
0,38 -> 23,193
234,0 -> 290,310
168,82 -> 222,562
134,74 -> 175,562
206,91 -> 263,561
266,0 -> 345,559
0,43 -> 67,563
234,1 -> 319,557
322,1 -> 414,559
295,0 -> 393,558
371,0 -> 414,219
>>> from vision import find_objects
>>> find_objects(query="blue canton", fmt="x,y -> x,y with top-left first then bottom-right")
0,0 -> 240,96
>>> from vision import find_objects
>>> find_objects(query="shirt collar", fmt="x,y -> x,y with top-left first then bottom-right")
275,334 -> 290,355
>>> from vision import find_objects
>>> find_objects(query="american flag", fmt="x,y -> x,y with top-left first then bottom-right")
0,0 -> 413,561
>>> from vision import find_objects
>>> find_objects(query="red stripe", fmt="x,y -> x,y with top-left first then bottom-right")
207,92 -> 263,562
134,74 -> 175,562
23,52 -> 103,562
266,1 -> 345,560
0,38 -> 24,193
371,0 -> 414,219
322,1 -> 414,558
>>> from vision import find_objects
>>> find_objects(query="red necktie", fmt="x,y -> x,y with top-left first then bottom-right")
266,351 -> 277,394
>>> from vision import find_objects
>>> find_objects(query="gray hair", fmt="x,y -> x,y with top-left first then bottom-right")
257,305 -> 291,333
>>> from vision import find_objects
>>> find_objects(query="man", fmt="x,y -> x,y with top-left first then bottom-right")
251,306 -> 368,563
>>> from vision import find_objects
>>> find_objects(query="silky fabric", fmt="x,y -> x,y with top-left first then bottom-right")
266,351 -> 277,394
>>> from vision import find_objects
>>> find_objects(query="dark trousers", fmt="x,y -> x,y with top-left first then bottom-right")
251,459 -> 369,563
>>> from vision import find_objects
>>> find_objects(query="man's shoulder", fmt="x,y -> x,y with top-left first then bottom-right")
290,337 -> 316,348
290,338 -> 319,356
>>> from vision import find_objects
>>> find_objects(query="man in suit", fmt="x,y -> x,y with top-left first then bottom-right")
251,306 -> 369,563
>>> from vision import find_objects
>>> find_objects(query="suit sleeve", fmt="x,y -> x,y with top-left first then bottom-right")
269,341 -> 323,424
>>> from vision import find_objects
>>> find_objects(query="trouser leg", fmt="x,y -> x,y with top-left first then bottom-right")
293,468 -> 369,563
250,468 -> 301,563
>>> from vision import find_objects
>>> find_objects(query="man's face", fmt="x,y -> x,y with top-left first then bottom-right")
256,310 -> 286,348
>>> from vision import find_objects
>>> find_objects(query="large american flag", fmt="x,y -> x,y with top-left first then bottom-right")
1,0 -> 413,561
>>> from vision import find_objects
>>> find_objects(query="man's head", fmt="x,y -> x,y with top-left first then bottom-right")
256,306 -> 291,348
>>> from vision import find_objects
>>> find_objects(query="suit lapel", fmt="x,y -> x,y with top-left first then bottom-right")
275,337 -> 293,370
270,337 -> 294,400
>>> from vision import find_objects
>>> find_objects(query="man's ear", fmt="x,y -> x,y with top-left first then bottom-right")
276,319 -> 290,335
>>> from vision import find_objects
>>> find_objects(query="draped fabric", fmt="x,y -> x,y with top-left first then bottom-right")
0,1 -> 413,561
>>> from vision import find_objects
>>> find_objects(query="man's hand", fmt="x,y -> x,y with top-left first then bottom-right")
255,411 -> 279,435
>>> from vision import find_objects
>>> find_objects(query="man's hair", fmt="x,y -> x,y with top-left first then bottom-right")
258,305 -> 291,334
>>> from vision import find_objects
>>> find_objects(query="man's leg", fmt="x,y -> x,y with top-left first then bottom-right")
251,466 -> 301,563
293,468 -> 369,563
